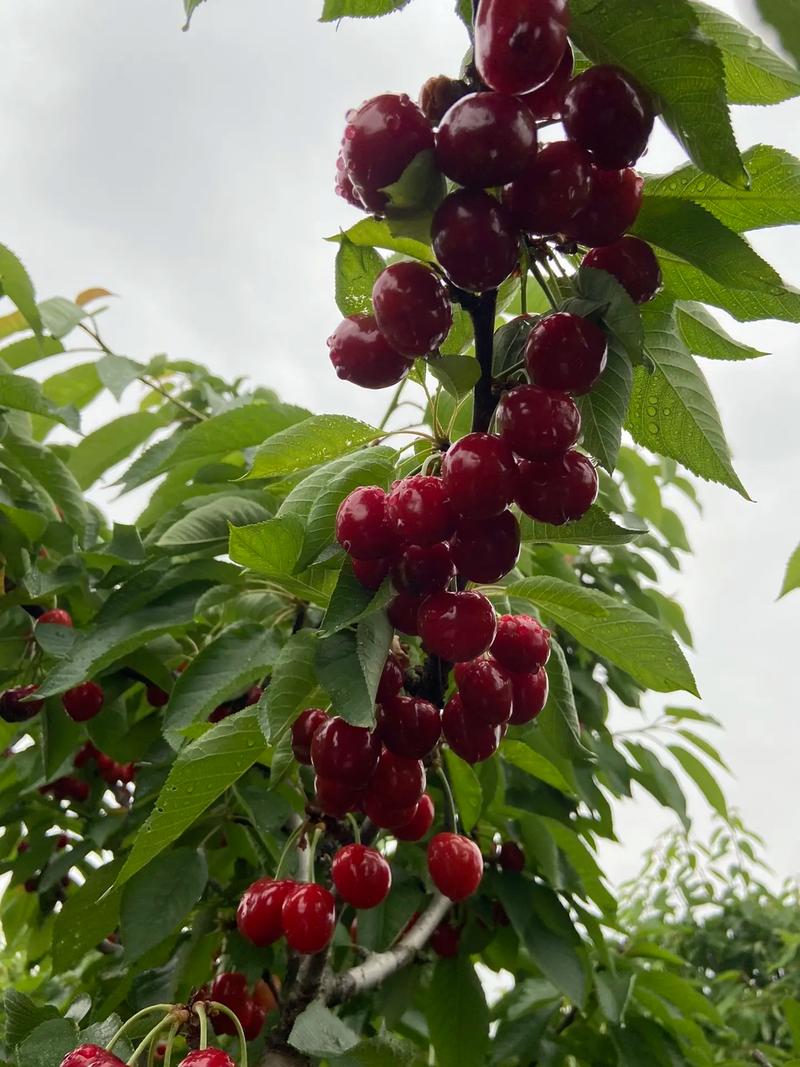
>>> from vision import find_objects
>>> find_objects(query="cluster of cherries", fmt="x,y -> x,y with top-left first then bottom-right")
203,973 -> 277,1042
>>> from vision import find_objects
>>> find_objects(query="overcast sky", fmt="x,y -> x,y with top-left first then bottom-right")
1,0 -> 798,886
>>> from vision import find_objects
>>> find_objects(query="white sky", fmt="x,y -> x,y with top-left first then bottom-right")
0,0 -> 798,886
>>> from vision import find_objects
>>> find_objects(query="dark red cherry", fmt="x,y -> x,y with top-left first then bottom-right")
366,749 -> 425,808
392,542 -> 455,595
432,189 -> 519,293
502,140 -> 593,235
582,236 -> 662,304
431,920 -> 462,957
37,609 -> 73,627
208,703 -> 234,723
60,1047 -> 126,1067
377,695 -> 441,759
387,592 -> 424,636
236,877 -> 295,946
515,451 -> 599,525
436,92 -> 537,188
291,708 -> 328,765
332,844 -> 392,909
418,590 -> 497,663
336,141 -> 365,209
179,1053 -> 235,1067
62,682 -> 104,723
146,684 -> 169,708
336,486 -> 398,561
328,315 -> 412,390
525,312 -> 608,395
341,93 -> 435,213
450,509 -> 521,584
377,654 -> 405,703
491,615 -> 550,673
0,684 -> 44,723
363,792 -> 418,830
394,793 -> 435,841
441,433 -> 517,519
352,556 -> 392,591
372,263 -> 452,357
499,841 -> 526,872
314,776 -> 364,817
387,474 -> 456,546
563,65 -> 655,170
209,973 -> 255,1037
496,384 -> 581,461
475,0 -> 570,96
282,883 -> 336,954
311,717 -> 381,787
454,658 -> 513,725
522,41 -> 573,120
508,666 -> 549,724
442,693 -> 503,763
427,832 -> 484,901
566,166 -> 644,247
243,685 -> 263,707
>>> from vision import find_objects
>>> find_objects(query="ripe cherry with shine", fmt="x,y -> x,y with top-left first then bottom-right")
432,189 -> 519,294
442,693 -> 504,763
392,542 -> 455,595
179,1051 -> 236,1067
503,140 -> 593,236
441,432 -> 517,519
282,883 -> 337,954
328,315 -> 411,391
62,682 -> 104,723
526,312 -> 608,395
567,166 -> 644,248
37,609 -> 73,627
508,666 -> 550,724
582,236 -> 662,305
436,92 -> 537,188
372,263 -> 452,357
377,695 -> 441,759
492,615 -> 551,673
332,844 -> 392,909
336,486 -> 398,561
450,509 -> 521,585
291,708 -> 328,765
476,0 -> 570,96
60,1047 -> 126,1067
455,657 -> 513,725
496,384 -> 581,461
515,451 -> 599,525
311,717 -> 381,787
418,590 -> 497,663
237,877 -> 296,946
564,65 -> 654,170
428,832 -> 484,901
394,793 -> 436,841
387,474 -> 455,546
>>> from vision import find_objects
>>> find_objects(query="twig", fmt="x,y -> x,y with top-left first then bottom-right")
752,1051 -> 773,1067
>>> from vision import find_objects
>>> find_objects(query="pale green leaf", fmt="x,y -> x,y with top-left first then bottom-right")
0,243 -> 43,337
69,412 -> 166,488
675,301 -> 767,361
248,414 -> 380,479
668,744 -> 729,818
444,750 -> 482,832
321,0 -> 412,19
779,541 -> 800,598
335,236 -> 385,317
518,504 -> 645,546
327,218 -> 434,263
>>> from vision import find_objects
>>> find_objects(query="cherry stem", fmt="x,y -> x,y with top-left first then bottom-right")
308,825 -> 324,883
436,765 -> 458,833
194,1002 -> 209,1051
126,1016 -> 174,1066
206,1002 -> 248,1067
529,259 -> 559,309
275,820 -> 308,880
346,812 -> 362,845
378,377 -> 407,431
108,1006 -> 175,1052
161,1020 -> 181,1067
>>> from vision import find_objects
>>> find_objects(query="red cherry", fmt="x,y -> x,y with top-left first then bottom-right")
335,140 -> 365,208
60,1047 -> 126,1067
387,475 -> 456,546
418,590 -> 497,663
336,486 -> 398,561
432,189 -> 519,293
492,616 -> 550,673
499,841 -> 526,872
372,263 -> 452,357
62,682 -> 104,723
475,0 -> 570,95
450,509 -> 520,584
314,776 -> 364,818
352,556 -> 392,591
311,717 -> 381,787
435,92 -> 537,188
526,312 -> 608,395
73,741 -> 99,769
566,166 -> 644,248
387,592 -> 424,636
394,793 -> 435,841
341,93 -> 435,213
240,999 -> 267,1041
454,658 -> 513,725
515,451 -> 599,525
179,1052 -> 236,1067
366,749 -> 425,808
48,776 -> 90,803
427,832 -> 484,901
441,432 -> 517,519
291,708 -> 328,765
328,315 -> 412,390
502,140 -> 593,235
0,684 -> 44,723
563,65 -> 654,170
145,684 -> 169,707
377,654 -> 405,703
209,973 -> 253,1037
496,384 -> 581,461
508,666 -> 549,724
392,542 -> 455,595
582,236 -> 663,304
236,878 -> 295,946
37,609 -> 73,627
208,704 -> 234,723
243,685 -> 263,706
522,41 -> 574,121
430,921 -> 461,958
377,695 -> 441,759
363,791 -> 418,829
442,693 -> 503,763
282,883 -> 337,954
331,844 -> 392,909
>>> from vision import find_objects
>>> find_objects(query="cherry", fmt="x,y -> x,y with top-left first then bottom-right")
387,592 -> 423,636
515,451 -> 599,525
328,315 -> 412,390
179,1052 -> 235,1067
563,65 -> 655,170
352,556 -> 392,591
377,654 -> 405,703
366,749 -> 425,808
418,590 -> 497,662
37,609 -> 73,627
145,684 -> 169,707
454,658 -> 513,725
582,236 -> 662,304
475,0 -> 570,96
498,841 -> 526,872
62,682 -> 104,723
508,666 -> 549,724
335,142 -> 365,208
60,1047 -> 126,1067
372,263 -> 452,357
253,976 -> 279,1015
394,793 -> 435,841
431,921 -> 461,958
236,877 -> 296,946
502,140 -> 593,235
208,704 -> 233,723
291,708 -> 328,765
282,883 -> 336,954
441,432 -> 517,519
387,474 -> 455,546
525,312 -> 608,395
427,832 -> 484,901
392,542 -> 455,595
332,843 -> 392,909
496,384 -> 581,461
432,189 -> 519,293
522,41 -> 574,120
377,695 -> 441,759
46,776 -> 90,803
73,741 -> 99,769
209,973 -> 258,1038
56,834 -> 69,849
363,791 -> 418,830
0,684 -> 44,723
243,685 -> 263,706
566,166 -> 644,248
435,92 -> 537,188
492,615 -> 551,673
311,717 -> 381,787
314,776 -> 364,818
336,486 -> 398,561
450,509 -> 521,584
442,693 -> 503,763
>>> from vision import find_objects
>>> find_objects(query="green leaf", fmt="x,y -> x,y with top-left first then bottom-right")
444,750 -> 482,832
0,372 -> 79,431
166,402 -> 309,471
501,739 -> 576,795
428,354 -> 481,399
120,847 -> 208,962
2,991 -> 59,1048
568,0 -> 747,188
518,504 -> 645,546
321,0 -> 412,19
509,576 -> 698,695
538,640 -> 588,759
783,998 -> 800,1053
327,218 -> 435,263
229,516 -> 336,606
636,969 -> 723,1024
69,412 -> 166,488
626,304 -> 748,498
660,249 -> 800,323
493,316 -> 533,378
576,338 -> 633,472
96,353 -> 145,400
52,859 -> 122,973
1,335 -> 64,370
380,148 -> 446,215
40,361 -> 103,411
0,428 -> 87,531
573,266 -> 643,362
248,414 -> 379,479
321,560 -> 393,634
289,1001 -> 359,1059
116,709 -> 267,887
667,744 -> 729,818
426,957 -> 490,1067
754,0 -> 800,69
182,0 -> 207,30
675,301 -> 767,361
38,296 -> 88,339
17,1019 -> 78,1067
334,236 -> 385,317
625,741 -> 690,829
0,243 -> 43,337
330,1035 -> 427,1067
779,541 -> 800,598
315,611 -> 393,727
260,629 -> 322,742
